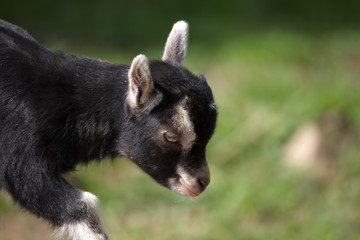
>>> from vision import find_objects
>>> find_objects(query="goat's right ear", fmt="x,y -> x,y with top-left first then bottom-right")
127,54 -> 154,110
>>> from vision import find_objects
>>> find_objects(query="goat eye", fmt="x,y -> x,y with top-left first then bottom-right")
163,132 -> 179,143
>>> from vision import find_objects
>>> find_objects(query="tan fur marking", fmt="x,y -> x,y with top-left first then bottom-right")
172,98 -> 196,150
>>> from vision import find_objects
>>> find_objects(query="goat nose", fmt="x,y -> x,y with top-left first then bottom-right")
197,176 -> 210,191
196,164 -> 210,191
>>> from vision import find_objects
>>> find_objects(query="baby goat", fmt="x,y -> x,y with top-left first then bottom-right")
0,20 -> 217,240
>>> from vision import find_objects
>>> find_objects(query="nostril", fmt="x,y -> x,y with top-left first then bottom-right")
197,177 -> 210,191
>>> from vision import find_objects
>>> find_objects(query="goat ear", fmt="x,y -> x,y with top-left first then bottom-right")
127,54 -> 154,108
162,20 -> 188,65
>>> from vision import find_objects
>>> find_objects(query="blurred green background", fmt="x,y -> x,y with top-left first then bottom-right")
1,0 -> 360,239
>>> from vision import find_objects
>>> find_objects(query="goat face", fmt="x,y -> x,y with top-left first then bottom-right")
121,21 -> 217,197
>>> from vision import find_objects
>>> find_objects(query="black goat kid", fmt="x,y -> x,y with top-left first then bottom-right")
0,20 -> 217,240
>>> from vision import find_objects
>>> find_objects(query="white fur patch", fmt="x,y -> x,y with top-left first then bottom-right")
55,222 -> 106,240
54,192 -> 106,240
168,177 -> 187,196
176,165 -> 198,187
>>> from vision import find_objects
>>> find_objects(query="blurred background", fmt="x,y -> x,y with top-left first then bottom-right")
1,0 -> 360,239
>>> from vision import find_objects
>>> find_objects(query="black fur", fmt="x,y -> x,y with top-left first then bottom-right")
0,19 -> 217,239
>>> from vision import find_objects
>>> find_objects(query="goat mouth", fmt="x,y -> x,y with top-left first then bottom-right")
168,176 -> 201,197
178,179 -> 200,197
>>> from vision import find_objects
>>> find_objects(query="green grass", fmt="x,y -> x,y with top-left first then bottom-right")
1,30 -> 360,240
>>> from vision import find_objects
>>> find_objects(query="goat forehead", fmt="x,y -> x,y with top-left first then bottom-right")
171,98 -> 196,150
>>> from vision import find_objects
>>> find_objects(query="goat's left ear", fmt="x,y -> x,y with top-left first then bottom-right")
127,54 -> 154,109
162,21 -> 188,65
